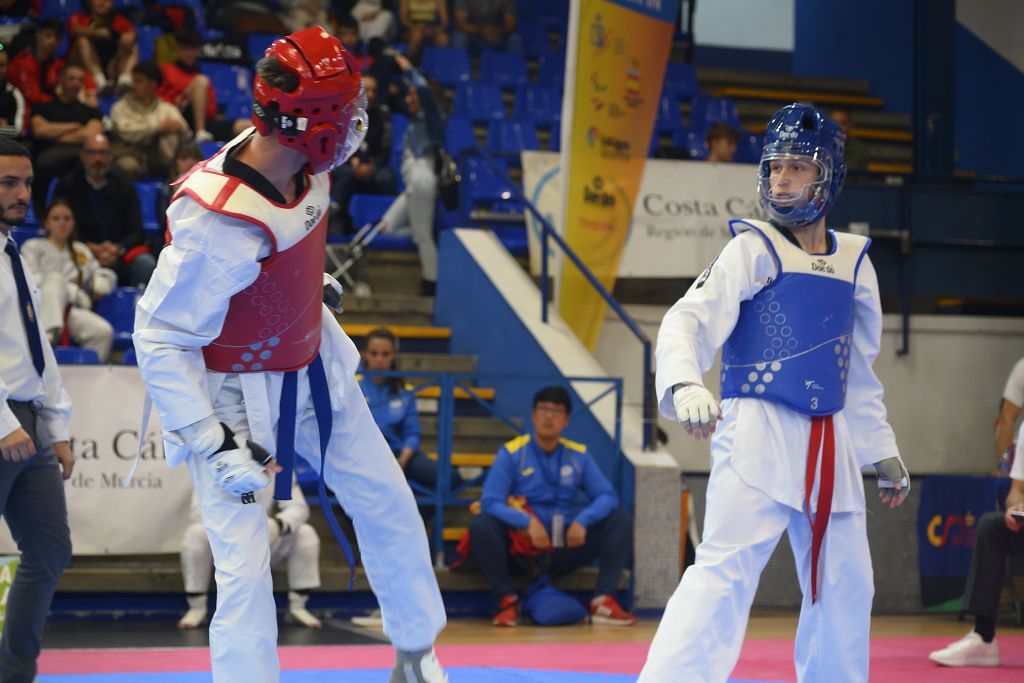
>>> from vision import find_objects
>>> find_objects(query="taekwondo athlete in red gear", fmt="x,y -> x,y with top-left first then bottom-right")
638,103 -> 910,683
132,27 -> 448,683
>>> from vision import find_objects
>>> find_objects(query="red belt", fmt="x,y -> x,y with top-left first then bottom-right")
804,414 -> 835,604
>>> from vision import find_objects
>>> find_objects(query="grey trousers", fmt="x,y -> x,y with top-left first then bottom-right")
962,510 -> 1024,621
0,401 -> 72,683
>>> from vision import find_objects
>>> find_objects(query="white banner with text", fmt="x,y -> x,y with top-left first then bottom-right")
522,151 -> 765,279
0,367 -> 193,555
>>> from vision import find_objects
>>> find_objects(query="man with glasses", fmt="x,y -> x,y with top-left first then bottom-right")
468,385 -> 635,627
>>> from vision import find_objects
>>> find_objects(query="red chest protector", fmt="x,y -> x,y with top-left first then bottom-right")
168,144 -> 330,373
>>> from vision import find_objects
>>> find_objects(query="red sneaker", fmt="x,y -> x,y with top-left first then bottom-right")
589,595 -> 637,626
491,594 -> 520,627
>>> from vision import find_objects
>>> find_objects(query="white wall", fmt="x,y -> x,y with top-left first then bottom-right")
596,305 -> 1024,474
957,0 -> 1024,72
692,0 -> 795,52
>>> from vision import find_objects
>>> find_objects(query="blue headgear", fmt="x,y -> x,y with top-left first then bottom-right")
757,103 -> 846,228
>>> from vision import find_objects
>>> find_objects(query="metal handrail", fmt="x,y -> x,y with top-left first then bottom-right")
470,148 -> 657,450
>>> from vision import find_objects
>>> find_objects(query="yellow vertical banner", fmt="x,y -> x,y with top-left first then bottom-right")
559,0 -> 678,349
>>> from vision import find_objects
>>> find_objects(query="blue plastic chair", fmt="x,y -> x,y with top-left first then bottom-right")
349,194 -> 396,228
444,116 -> 478,156
479,50 -> 529,90
518,22 -> 551,59
461,155 -> 513,206
134,181 -> 162,236
199,140 -> 224,158
486,120 -> 539,164
513,85 -> 560,126
95,287 -> 141,351
691,95 -> 741,131
202,62 -> 252,105
136,25 -> 163,63
53,346 -> 101,365
421,46 -> 471,88
672,128 -> 708,160
11,228 -> 44,247
736,132 -> 765,164
535,53 -> 564,88
247,34 -> 279,62
547,119 -> 561,152
224,100 -> 252,121
38,0 -> 80,19
663,62 -> 699,102
655,90 -> 684,135
453,82 -> 505,124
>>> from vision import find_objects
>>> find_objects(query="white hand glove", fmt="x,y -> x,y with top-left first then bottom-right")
874,457 -> 910,508
201,423 -> 273,498
91,273 -> 115,298
322,272 -> 344,313
73,288 -> 92,309
672,383 -> 721,440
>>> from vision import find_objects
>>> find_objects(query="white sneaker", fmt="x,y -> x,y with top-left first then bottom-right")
351,608 -> 383,627
928,631 -> 1000,667
287,590 -> 322,628
177,607 -> 207,629
390,648 -> 448,683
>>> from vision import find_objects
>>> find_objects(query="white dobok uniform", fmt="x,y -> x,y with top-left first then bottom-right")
639,221 -> 903,683
181,477 -> 320,594
134,131 -> 446,683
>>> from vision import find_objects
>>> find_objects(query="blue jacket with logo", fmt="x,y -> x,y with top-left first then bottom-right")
357,375 -> 420,454
480,433 -> 619,532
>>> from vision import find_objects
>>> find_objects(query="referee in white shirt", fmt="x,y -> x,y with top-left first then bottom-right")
0,137 -> 74,683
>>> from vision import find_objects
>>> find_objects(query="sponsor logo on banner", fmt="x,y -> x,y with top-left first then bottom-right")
927,511 -> 977,548
582,176 -> 616,208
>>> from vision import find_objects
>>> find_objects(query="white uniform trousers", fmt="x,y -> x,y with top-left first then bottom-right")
639,462 -> 873,683
38,272 -> 113,361
180,521 -> 321,594
187,359 -> 444,683
381,150 -> 438,282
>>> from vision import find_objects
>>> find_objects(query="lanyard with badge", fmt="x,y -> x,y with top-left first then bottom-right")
536,443 -> 568,548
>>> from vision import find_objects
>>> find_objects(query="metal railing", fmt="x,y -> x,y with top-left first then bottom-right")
470,149 -> 657,450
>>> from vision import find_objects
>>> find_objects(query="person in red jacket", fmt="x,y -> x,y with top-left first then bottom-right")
7,19 -> 63,107
66,0 -> 137,93
157,30 -> 216,143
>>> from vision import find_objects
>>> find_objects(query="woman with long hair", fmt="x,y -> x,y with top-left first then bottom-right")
21,199 -> 116,360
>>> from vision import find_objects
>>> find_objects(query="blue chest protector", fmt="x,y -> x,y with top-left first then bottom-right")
720,219 -> 870,416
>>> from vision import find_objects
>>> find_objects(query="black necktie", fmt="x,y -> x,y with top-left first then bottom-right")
4,239 -> 45,376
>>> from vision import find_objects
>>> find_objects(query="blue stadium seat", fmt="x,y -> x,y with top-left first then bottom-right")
247,33 -> 279,62
547,119 -> 561,151
349,194 -> 396,228
199,140 -> 224,158
486,120 -> 540,163
461,155 -> 513,206
95,287 -> 141,351
513,85 -> 560,126
202,62 -> 253,107
53,346 -> 101,365
136,25 -> 162,63
518,22 -> 551,59
11,228 -> 44,246
444,116 -> 477,156
224,100 -> 252,120
663,62 -> 699,102
134,181 -> 162,236
452,82 -> 505,124
479,50 -> 529,90
38,0 -> 80,19
672,128 -> 708,160
421,46 -> 471,88
655,91 -> 684,135
535,53 -> 564,88
121,347 -> 137,366
736,132 -> 765,164
690,94 -> 741,131
98,93 -> 116,117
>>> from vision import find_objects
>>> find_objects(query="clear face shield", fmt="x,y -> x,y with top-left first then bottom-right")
331,86 -> 368,170
757,146 -> 833,228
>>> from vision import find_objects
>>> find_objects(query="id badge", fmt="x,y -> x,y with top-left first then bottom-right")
551,512 -> 565,548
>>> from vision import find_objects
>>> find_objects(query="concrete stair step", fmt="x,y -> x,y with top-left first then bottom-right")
696,66 -> 871,96
420,416 -> 521,440
396,353 -> 477,374
344,294 -> 434,316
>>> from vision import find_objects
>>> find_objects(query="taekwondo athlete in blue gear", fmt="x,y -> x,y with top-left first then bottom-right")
639,103 -> 910,683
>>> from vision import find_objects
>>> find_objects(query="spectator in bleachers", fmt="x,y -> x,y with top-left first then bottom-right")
110,61 -> 190,181
399,0 -> 449,64
20,199 -> 115,361
704,123 -> 739,163
156,31 -> 216,144
284,0 -> 330,33
330,13 -> 372,72
66,0 -> 138,94
7,20 -> 64,106
331,72 -> 396,233
358,328 -> 462,492
468,385 -> 636,627
378,51 -> 442,296
452,0 -> 522,55
830,109 -> 869,172
54,132 -> 155,286
351,0 -> 397,43
177,476 -> 323,630
0,45 -> 26,140
154,142 -> 203,253
29,64 -> 103,216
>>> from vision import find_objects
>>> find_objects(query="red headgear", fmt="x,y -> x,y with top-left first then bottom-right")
252,27 -> 368,174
